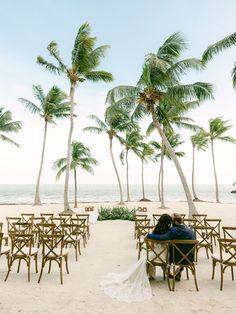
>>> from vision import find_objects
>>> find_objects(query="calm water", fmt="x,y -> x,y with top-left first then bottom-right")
0,184 -> 235,204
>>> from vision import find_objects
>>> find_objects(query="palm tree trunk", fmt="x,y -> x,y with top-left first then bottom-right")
141,159 -> 145,199
109,137 -> 124,204
211,139 -> 220,203
160,153 -> 167,209
158,163 -> 161,202
126,148 -> 131,202
151,111 -> 198,217
63,82 -> 76,212
34,121 -> 48,205
192,145 -> 199,201
74,168 -> 78,208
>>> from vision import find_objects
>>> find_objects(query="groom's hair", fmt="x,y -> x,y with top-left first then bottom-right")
172,213 -> 183,225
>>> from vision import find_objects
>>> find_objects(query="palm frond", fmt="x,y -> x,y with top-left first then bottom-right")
18,98 -> 41,115
37,56 -> 61,74
0,134 -> 20,147
84,71 -> 113,82
157,32 -> 187,62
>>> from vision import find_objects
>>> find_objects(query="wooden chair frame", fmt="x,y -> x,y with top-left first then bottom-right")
192,214 -> 207,227
71,218 -> 87,247
21,213 -> 35,223
183,219 -> 197,228
222,226 -> 236,240
0,232 -> 10,266
6,217 -> 21,234
40,213 -> 54,223
61,224 -> 82,261
136,226 -> 153,259
75,214 -> 90,239
204,219 -> 221,245
134,218 -> 150,239
193,226 -> 214,259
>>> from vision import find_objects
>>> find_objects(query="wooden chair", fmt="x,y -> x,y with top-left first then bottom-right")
40,213 -> 54,223
61,224 -> 82,261
5,233 -> 38,282
59,214 -> 72,224
0,232 -> 10,265
31,217 -> 46,246
192,214 -> 207,227
170,240 -> 199,291
211,238 -> 236,290
222,226 -> 236,240
6,217 -> 21,234
36,223 -> 56,248
75,214 -> 90,239
145,238 -> 171,290
134,216 -> 149,239
204,219 -> 221,245
38,234 -> 69,284
152,214 -> 162,225
0,222 -> 8,245
50,217 -> 65,235
136,226 -> 153,259
21,213 -> 34,223
71,218 -> 87,247
11,222 -> 32,235
183,219 -> 197,228
193,226 -> 214,259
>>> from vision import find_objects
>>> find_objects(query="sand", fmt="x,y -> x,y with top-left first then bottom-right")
0,201 -> 236,314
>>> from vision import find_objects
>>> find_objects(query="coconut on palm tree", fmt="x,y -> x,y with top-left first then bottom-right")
202,32 -> 236,88
106,32 -> 214,217
206,117 -> 236,203
190,130 -> 209,201
53,141 -> 97,208
37,22 -> 113,212
0,107 -> 22,147
19,85 -> 70,205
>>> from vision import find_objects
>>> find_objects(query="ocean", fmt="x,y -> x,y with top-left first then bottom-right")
0,184 -> 235,204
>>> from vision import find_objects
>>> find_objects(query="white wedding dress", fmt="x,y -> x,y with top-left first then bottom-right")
100,243 -> 165,303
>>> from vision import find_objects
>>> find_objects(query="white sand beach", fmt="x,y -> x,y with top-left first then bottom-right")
0,201 -> 236,314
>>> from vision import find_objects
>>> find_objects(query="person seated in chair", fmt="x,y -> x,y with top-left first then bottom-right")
147,213 -> 196,281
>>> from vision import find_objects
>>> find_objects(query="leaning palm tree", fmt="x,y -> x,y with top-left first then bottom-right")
119,129 -> 143,201
190,130 -> 209,201
37,22 -> 113,212
0,107 -> 22,147
106,32 -> 214,217
84,110 -> 131,204
206,117 -> 236,203
19,85 -> 70,205
53,141 -> 97,208
202,32 -> 236,88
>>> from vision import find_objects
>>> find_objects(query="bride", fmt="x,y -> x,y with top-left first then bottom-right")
100,214 -> 172,303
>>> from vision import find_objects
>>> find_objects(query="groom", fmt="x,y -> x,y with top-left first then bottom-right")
147,213 -> 196,281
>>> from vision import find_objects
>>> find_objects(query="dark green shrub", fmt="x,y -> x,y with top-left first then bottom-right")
97,206 -> 135,221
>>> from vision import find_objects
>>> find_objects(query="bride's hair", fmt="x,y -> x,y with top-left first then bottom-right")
153,214 -> 172,234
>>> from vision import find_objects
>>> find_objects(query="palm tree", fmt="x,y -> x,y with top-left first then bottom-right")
0,107 -> 22,147
202,32 -> 236,88
37,22 -> 113,212
106,32 -> 214,217
84,110 -> 130,204
119,129 -> 143,201
206,117 -> 236,203
19,85 -> 70,205
137,142 -> 154,201
53,141 -> 97,208
190,130 -> 209,201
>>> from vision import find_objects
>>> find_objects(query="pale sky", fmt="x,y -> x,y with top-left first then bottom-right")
0,0 -> 236,186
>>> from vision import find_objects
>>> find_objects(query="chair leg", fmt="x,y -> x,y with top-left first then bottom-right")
186,268 -> 189,280
206,247 -> 209,259
4,257 -> 13,282
48,260 -> 52,274
75,243 -> 78,261
59,258 -> 63,284
65,255 -> 69,274
78,241 -> 81,255
212,259 -> 216,280
193,268 -> 199,291
17,259 -> 21,273
220,264 -> 224,291
231,266 -> 234,281
28,259 -> 31,282
172,266 -> 176,291
38,260 -> 45,283
35,255 -> 38,273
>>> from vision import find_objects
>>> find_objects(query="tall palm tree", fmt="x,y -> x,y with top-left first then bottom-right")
137,142 -> 154,201
119,129 -> 143,201
190,130 -> 209,201
202,32 -> 236,88
106,32 -> 214,217
19,85 -> 70,205
37,22 -> 113,212
207,117 -> 236,203
53,141 -> 97,208
84,110 -> 130,204
0,107 -> 22,147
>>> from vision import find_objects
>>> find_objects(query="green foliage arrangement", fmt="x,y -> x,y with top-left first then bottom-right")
97,206 -> 135,221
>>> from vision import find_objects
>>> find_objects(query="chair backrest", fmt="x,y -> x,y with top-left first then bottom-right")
183,219 -> 197,228
75,214 -> 90,225
21,213 -> 35,223
11,222 -> 32,234
204,219 -> 221,238
193,226 -> 213,248
222,227 -> 236,239
40,213 -> 54,223
145,238 -> 171,265
135,219 -> 151,230
171,240 -> 198,266
40,234 -> 64,258
36,223 -> 56,236
6,217 -> 21,233
71,218 -> 87,231
50,218 -> 65,234
0,223 -> 3,232
61,224 -> 83,242
136,225 -> 153,240
0,232 -> 3,250
59,214 -> 72,224
218,238 -> 236,265
192,214 -> 207,227
9,233 -> 34,256
152,214 -> 161,225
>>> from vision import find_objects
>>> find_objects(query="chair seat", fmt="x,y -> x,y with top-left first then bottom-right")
0,245 -> 11,255
212,252 -> 236,264
44,248 -> 68,257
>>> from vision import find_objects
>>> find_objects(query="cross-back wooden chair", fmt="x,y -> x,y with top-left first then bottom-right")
75,214 -> 90,239
36,223 -> 56,248
38,233 -> 69,284
193,226 -> 213,259
6,217 -> 21,234
152,214 -> 162,225
145,238 -> 171,290
211,238 -> 236,290
11,222 -> 32,235
0,222 -> 8,245
21,213 -> 34,223
170,240 -> 199,291
192,214 -> 207,227
71,218 -> 87,247
50,217 -> 65,235
5,233 -> 38,282
59,214 -> 72,224
222,226 -> 236,240
31,217 -> 46,246
61,224 -> 82,261
183,219 -> 197,228
134,216 -> 150,239
204,219 -> 221,245
136,225 -> 153,259
0,232 -> 10,265
40,213 -> 54,223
